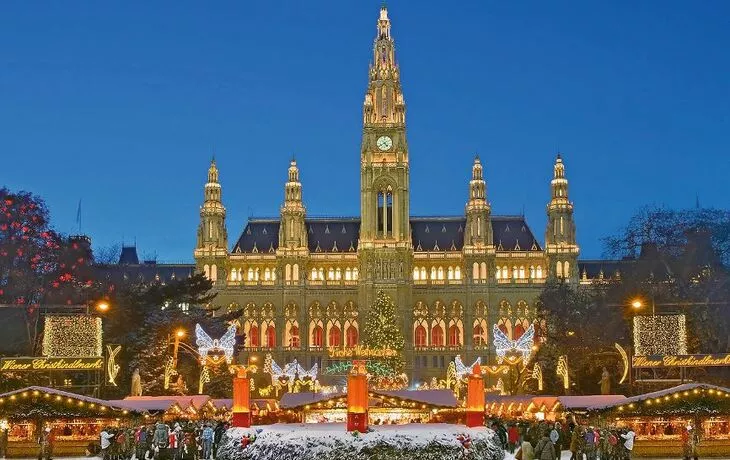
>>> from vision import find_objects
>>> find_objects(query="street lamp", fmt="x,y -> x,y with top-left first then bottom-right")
631,297 -> 656,316
172,329 -> 186,368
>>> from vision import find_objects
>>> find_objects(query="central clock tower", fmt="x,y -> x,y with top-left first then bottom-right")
359,6 -> 411,308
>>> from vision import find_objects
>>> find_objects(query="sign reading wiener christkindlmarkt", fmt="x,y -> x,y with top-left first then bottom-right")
0,357 -> 104,372
632,354 -> 730,368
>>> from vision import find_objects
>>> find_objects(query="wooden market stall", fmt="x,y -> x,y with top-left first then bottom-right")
485,394 -> 627,422
0,386 -> 140,458
280,389 -> 459,425
588,383 -> 730,457
110,396 -> 280,424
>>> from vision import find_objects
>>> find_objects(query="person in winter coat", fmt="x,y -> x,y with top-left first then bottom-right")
508,424 -> 520,453
515,439 -> 535,460
621,428 -> 636,459
212,422 -> 225,458
200,424 -> 214,460
549,422 -> 561,460
682,425 -> 699,460
534,432 -> 556,460
583,426 -> 597,460
569,425 -> 583,460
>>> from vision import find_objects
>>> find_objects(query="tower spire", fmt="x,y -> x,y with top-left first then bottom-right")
279,159 -> 307,251
545,153 -> 579,281
464,156 -> 492,248
194,156 -> 228,281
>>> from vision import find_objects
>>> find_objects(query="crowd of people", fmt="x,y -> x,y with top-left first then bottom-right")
489,417 -> 637,460
93,420 -> 228,460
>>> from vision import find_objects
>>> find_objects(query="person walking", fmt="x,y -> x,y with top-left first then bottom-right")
534,430 -> 557,460
201,424 -> 213,460
682,425 -> 699,460
37,427 -> 53,460
550,422 -> 561,460
99,427 -> 115,460
620,428 -> 635,460
0,426 -> 8,459
515,438 -> 535,460
212,422 -> 225,459
508,423 -> 520,454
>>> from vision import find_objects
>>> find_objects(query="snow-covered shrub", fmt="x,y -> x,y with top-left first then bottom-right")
218,423 -> 505,460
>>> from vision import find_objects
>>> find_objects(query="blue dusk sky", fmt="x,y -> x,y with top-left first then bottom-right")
1,1 -> 728,262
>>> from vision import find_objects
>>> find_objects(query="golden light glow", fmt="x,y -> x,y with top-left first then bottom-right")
96,301 -> 110,312
631,299 -> 643,309
176,329 -> 186,338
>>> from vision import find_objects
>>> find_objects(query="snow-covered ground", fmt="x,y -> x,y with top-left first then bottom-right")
219,422 -> 504,459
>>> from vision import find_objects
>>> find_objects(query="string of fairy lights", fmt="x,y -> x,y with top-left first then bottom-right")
42,316 -> 103,357
0,389 -> 130,416
632,314 -> 688,356
612,387 -> 730,416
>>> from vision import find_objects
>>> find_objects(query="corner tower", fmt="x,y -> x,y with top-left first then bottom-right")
358,6 -> 411,305
463,157 -> 495,282
194,157 -> 228,282
277,159 -> 309,284
545,154 -> 579,281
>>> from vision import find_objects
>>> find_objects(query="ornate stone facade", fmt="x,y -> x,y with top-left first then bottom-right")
193,7 -> 582,386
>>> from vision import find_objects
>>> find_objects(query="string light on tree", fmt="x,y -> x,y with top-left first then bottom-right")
361,291 -> 405,376
633,314 -> 687,356
42,315 -> 102,357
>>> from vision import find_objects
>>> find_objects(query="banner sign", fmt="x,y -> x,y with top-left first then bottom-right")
632,354 -> 730,368
327,346 -> 397,359
0,357 -> 104,372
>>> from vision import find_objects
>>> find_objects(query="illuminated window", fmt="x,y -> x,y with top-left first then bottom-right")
210,265 -> 217,281
264,268 -> 271,281
318,268 -> 324,280
437,267 -> 444,280
495,266 -> 501,279
346,268 -> 353,280
328,267 -> 335,280
311,325 -> 323,348
335,268 -> 342,280
447,267 -> 454,280
556,261 -> 563,278
249,324 -> 260,347
265,324 -> 276,348
448,325 -> 461,347
472,262 -> 479,280
203,264 -> 210,279
420,267 -> 426,280
564,261 -> 570,278
454,266 -> 461,280
529,266 -> 535,278
346,325 -> 358,347
310,268 -> 318,280
288,324 -> 300,348
512,266 -> 518,279
328,325 -> 341,347
431,325 -> 444,346
414,325 -> 427,347
292,264 -> 299,281
285,264 -> 292,280
413,267 -> 419,280
473,322 -> 487,346
352,268 -> 359,280
501,266 -> 508,279
536,265 -> 543,278
431,267 -> 437,280
518,266 -> 525,279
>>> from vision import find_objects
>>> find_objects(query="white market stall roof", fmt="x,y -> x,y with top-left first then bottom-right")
0,386 -> 130,410
485,394 -> 627,414
587,383 -> 730,411
111,395 -> 213,414
280,389 -> 458,410
557,395 -> 627,410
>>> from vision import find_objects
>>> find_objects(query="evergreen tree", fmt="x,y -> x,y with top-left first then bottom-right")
361,291 -> 405,375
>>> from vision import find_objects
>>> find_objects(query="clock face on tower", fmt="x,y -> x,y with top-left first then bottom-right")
376,135 -> 393,151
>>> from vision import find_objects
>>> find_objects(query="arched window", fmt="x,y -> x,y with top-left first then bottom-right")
318,268 -> 324,280
249,324 -> 260,347
501,266 -> 508,279
447,266 -> 454,280
495,266 -> 501,279
536,265 -> 543,279
310,268 -> 318,280
347,268 -> 353,280
556,261 -> 563,278
352,268 -> 359,280
328,267 -> 335,280
210,265 -> 217,281
448,325 -> 461,347
480,262 -> 487,280
413,267 -> 420,280
473,323 -> 487,346
455,266 -> 461,280
564,261 -> 570,278
437,267 -> 444,280
497,318 -> 512,340
518,266 -> 525,279
255,268 -> 260,281
431,325 -> 444,346
529,266 -> 535,279
328,325 -> 341,347
431,267 -> 437,280
512,266 -> 518,279
203,264 -> 210,279
293,264 -> 299,281
346,325 -> 358,347
265,324 -> 276,348
288,324 -> 300,348
335,268 -> 342,280
420,267 -> 426,280
311,325 -> 323,348
264,268 -> 271,281
285,264 -> 292,281
414,325 -> 427,347
472,262 -> 479,280
514,323 -> 526,340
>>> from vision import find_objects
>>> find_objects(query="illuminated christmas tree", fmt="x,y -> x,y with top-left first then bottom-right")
361,290 -> 405,375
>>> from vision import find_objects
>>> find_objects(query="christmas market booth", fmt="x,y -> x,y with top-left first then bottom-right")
111,396 -> 281,424
0,386 -> 140,458
588,383 -> 730,457
485,394 -> 627,422
280,389 -> 459,425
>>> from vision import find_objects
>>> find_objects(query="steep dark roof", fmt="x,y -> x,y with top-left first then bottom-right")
232,216 -> 541,254
578,260 -> 625,279
119,246 -> 140,265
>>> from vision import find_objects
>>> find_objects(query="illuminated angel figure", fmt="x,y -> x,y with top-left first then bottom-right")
454,355 -> 481,380
492,323 -> 534,365
195,324 -> 237,364
295,362 -> 319,381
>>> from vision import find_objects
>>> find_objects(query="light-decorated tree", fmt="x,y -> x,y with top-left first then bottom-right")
361,290 -> 405,376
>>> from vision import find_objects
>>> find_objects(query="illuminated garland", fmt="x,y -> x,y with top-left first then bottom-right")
198,366 -> 211,394
325,361 -> 393,377
531,363 -> 543,391
556,355 -> 569,390
603,388 -> 730,417
42,315 -> 102,357
632,314 -> 687,356
106,345 -> 121,386
195,323 -> 236,365
0,389 -> 132,421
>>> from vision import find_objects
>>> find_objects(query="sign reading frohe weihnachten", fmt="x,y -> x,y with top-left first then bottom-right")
0,357 -> 104,372
327,346 -> 397,359
632,354 -> 730,368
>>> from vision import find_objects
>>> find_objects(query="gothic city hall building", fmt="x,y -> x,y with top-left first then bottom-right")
193,6 -> 585,385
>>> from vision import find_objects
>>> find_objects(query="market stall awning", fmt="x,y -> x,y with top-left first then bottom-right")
280,389 -> 458,410
587,383 -> 730,413
374,389 -> 458,408
556,395 -> 626,411
0,386 -> 138,420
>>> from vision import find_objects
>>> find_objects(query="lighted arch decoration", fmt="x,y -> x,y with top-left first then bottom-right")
195,323 -> 237,365
493,323 -> 534,365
